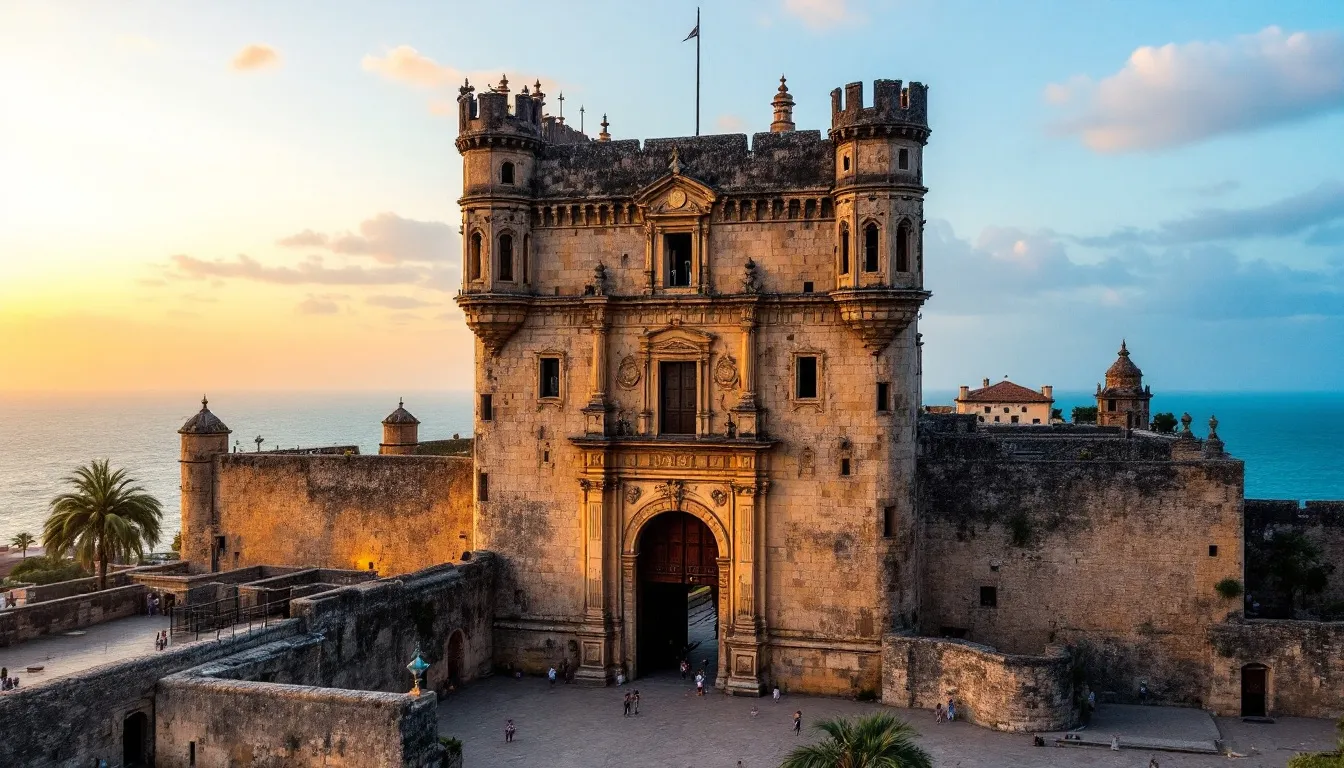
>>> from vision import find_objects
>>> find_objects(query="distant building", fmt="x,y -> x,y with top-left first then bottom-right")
956,378 -> 1054,425
1096,340 -> 1152,429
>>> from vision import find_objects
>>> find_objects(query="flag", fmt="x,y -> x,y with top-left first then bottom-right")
683,24 -> 698,41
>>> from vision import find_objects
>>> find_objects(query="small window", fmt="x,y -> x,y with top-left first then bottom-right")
469,232 -> 482,280
1107,400 -> 1117,411
1031,418 -> 1041,424
498,234 -> 514,281
994,416 -> 1000,423
843,155 -> 850,171
539,357 -> 561,398
665,232 -> 693,287
500,161 -> 515,184
896,220 -> 911,272
368,561 -> 375,570
1022,407 -> 1028,413
983,406 -> 991,414
215,535 -> 226,553
1209,545 -> 1219,557
839,225 -> 850,275
796,356 -> 818,399
522,235 -> 530,284
898,148 -> 910,170
543,449 -> 549,462
480,394 -> 493,421
190,742 -> 196,766
802,281 -> 814,293
877,382 -> 890,412
478,472 -> 489,501
1004,407 -> 1010,413
863,223 -> 879,272
840,457 -> 851,476
980,586 -> 997,607
1010,415 -> 1019,424
882,506 -> 897,537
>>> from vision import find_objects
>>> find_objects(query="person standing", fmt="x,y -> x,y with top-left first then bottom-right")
935,703 -> 945,723
504,719 -> 516,743
772,686 -> 781,703
633,689 -> 641,715
947,698 -> 956,722
623,691 -> 632,717
547,666 -> 557,687
680,660 -> 689,679
695,671 -> 705,696
793,710 -> 802,735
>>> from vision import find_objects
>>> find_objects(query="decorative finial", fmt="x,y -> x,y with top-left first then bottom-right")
1179,412 -> 1193,436
778,74 -> 788,92
522,84 -> 529,96
580,105 -> 585,134
497,74 -> 509,93
1208,414 -> 1219,437
201,395 -> 209,410
399,397 -> 404,409
669,144 -> 682,175
1119,339 -> 1129,356
459,78 -> 473,97
534,79 -> 541,92
771,74 -> 796,133
598,114 -> 610,142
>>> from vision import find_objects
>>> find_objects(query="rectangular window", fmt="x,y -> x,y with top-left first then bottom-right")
1107,400 -> 1117,412
478,472 -> 489,501
1010,415 -> 1020,424
980,586 -> 997,607
665,232 -> 693,287
993,416 -> 1000,422
1209,545 -> 1219,557
983,406 -> 991,414
876,382 -> 890,412
840,457 -> 851,476
796,356 -> 819,399
480,394 -> 493,421
539,357 -> 561,398
882,506 -> 897,538
1031,418 -> 1041,424
898,148 -> 910,170
190,742 -> 196,766
1003,407 -> 1010,413
802,281 -> 814,294
214,535 -> 226,554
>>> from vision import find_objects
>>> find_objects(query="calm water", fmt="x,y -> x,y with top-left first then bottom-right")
1,390 -> 1341,542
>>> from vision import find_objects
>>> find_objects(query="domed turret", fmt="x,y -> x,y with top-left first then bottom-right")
380,398 -> 420,455
179,397 -> 230,573
1096,340 -> 1152,429
1104,340 -> 1143,389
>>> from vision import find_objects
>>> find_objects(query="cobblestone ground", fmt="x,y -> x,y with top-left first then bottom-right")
438,674 -> 1337,768
0,614 -> 169,687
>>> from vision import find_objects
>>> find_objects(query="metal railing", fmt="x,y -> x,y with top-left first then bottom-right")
169,590 -> 290,642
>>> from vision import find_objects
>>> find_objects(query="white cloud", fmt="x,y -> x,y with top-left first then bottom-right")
361,46 -> 559,115
1047,27 -> 1344,152
715,114 -> 746,133
366,295 -> 437,310
278,212 -> 456,264
231,44 -> 281,72
782,0 -> 856,29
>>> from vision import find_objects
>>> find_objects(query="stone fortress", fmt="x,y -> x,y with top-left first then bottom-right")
2,75 -> 1342,767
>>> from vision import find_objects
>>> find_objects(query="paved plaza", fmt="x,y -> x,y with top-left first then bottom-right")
438,674 -> 1338,768
0,614 -> 169,686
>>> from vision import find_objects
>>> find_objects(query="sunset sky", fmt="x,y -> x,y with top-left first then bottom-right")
3,1 -> 1344,393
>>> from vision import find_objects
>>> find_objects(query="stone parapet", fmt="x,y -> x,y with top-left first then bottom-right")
0,583 -> 146,647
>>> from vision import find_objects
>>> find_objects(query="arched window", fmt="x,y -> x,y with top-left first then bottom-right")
469,232 -> 482,280
839,224 -> 850,275
863,223 -> 879,272
498,234 -> 514,281
896,220 -> 911,272
522,235 -> 530,284
500,162 -> 515,185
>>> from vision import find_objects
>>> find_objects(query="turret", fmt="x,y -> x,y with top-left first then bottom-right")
829,80 -> 929,292
179,396 -> 230,573
770,75 -> 795,133
379,399 -> 420,455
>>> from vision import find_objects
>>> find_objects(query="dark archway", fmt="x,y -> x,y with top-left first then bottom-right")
122,711 -> 150,767
1241,663 -> 1268,717
446,630 -> 466,687
636,511 -> 718,678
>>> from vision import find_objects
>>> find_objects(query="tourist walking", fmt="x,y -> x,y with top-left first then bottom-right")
793,710 -> 802,735
772,686 -> 781,703
947,698 -> 956,722
680,659 -> 689,679
504,719 -> 516,743
695,671 -> 705,696
633,689 -> 641,715
623,691 -> 632,717
935,703 -> 945,723
547,666 -> 557,687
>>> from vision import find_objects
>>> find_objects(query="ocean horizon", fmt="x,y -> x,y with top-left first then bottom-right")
2,389 -> 1342,543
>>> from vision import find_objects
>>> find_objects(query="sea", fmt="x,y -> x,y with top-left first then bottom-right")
1,390 -> 1342,543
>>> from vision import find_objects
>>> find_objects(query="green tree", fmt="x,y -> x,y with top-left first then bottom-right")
1151,412 -> 1178,433
1071,406 -> 1098,424
781,712 -> 933,768
1251,530 -> 1336,615
1051,408 -> 1063,422
9,531 -> 36,558
42,459 -> 163,590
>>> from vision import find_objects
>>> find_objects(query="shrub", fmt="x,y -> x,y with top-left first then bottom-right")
1286,753 -> 1344,767
1215,578 -> 1244,600
438,737 -> 463,756
1007,512 -> 1032,547
7,556 -> 88,586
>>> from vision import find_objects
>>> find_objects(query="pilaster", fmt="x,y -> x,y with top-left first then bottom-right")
575,478 -> 615,684
725,480 -> 767,695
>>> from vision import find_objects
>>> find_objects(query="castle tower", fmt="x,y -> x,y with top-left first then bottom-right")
770,75 -> 795,133
179,396 -> 230,573
379,399 -> 420,455
1096,340 -> 1153,429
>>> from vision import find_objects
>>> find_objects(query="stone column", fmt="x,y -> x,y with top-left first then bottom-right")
582,302 -> 611,435
731,306 -> 762,437
642,221 -> 656,295
576,478 -> 613,684
725,482 -> 766,695
620,552 -> 639,681
715,555 -> 731,689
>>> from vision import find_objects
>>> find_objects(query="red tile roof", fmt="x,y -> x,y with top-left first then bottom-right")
957,380 -> 1052,404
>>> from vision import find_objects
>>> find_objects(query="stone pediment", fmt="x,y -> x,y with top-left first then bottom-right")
639,323 -> 715,355
633,172 -> 717,217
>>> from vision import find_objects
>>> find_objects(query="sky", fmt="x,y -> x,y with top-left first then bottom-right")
2,0 -> 1344,394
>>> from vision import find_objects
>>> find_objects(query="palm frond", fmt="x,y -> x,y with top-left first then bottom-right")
781,712 -> 933,768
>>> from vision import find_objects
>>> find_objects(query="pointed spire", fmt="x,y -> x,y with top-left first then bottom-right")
532,79 -> 544,101
598,114 -> 611,142
459,78 -> 474,97
771,74 -> 796,133
1119,339 -> 1129,356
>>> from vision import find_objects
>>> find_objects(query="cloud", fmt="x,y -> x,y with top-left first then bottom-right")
297,295 -> 341,315
1080,181 -> 1344,246
782,0 -> 856,29
169,254 -> 424,286
231,44 -> 281,72
715,115 -> 746,133
278,213 -> 456,264
1047,27 -> 1344,152
361,46 -> 562,116
366,295 -> 436,310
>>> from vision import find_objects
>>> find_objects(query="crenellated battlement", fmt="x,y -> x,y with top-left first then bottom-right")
830,79 -> 929,142
456,77 -> 546,149
1245,498 -> 1344,528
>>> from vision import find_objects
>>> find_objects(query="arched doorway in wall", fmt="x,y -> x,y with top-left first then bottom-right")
636,511 -> 719,679
445,629 -> 466,689
1241,663 -> 1268,717
122,711 -> 150,767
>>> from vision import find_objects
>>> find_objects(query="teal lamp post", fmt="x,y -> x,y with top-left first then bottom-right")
407,647 -> 431,695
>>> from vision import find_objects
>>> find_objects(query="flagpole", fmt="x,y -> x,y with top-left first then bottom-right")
695,6 -> 700,136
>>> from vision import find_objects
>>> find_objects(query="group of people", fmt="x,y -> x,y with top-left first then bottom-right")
0,668 -> 18,691
934,697 -> 957,723
622,689 -> 641,716
679,658 -> 712,696
154,630 -> 169,651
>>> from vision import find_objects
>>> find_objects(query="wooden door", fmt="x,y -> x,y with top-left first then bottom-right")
659,361 -> 697,435
1241,665 -> 1267,717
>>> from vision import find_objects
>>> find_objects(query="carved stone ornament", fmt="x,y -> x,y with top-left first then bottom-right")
616,356 -> 642,389
656,480 -> 686,510
714,355 -> 740,390
625,484 -> 642,505
711,488 -> 728,507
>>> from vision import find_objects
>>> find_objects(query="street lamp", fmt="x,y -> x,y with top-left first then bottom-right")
254,435 -> 264,452
407,647 -> 430,695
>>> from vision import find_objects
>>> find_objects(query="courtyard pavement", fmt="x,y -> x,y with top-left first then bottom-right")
0,614 -> 169,687
437,674 -> 1338,768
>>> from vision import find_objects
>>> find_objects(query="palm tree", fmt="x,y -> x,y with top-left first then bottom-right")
43,459 -> 163,590
9,532 -> 36,558
781,712 -> 933,768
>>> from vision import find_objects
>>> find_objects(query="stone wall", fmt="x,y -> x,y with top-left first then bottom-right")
0,620 -> 302,768
918,429 -> 1244,705
212,454 -> 474,576
1208,618 -> 1344,718
0,583 -> 145,647
881,633 -> 1077,732
1245,499 -> 1344,618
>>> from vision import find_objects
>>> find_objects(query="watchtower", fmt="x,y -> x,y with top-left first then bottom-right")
178,397 -> 230,573
379,399 -> 420,455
